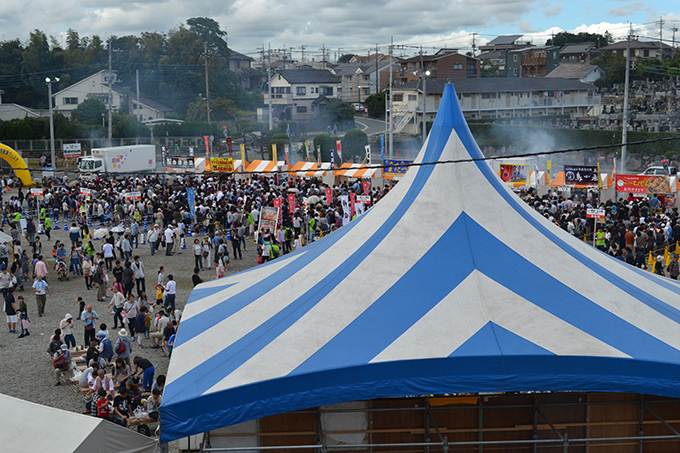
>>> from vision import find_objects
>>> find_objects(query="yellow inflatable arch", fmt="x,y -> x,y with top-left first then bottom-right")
0,143 -> 33,186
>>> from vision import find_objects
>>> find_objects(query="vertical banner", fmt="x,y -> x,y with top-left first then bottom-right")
597,163 -> 602,190
380,135 -> 385,159
316,146 -> 321,165
287,194 -> 295,214
350,193 -> 356,217
272,143 -> 278,163
186,188 -> 196,219
162,146 -> 166,165
203,136 -> 210,156
189,146 -> 194,157
613,157 -> 617,179
362,180 -> 370,195
365,145 -> 371,165
273,198 -> 282,223
340,195 -> 351,226
325,187 -> 333,206
547,160 -> 551,182
305,140 -> 311,162
240,144 -> 246,168
535,164 -> 541,190
284,144 -> 289,164
336,140 -> 342,162
330,150 -> 335,169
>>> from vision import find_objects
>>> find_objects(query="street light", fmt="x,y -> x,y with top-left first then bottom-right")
45,77 -> 59,170
413,70 -> 430,143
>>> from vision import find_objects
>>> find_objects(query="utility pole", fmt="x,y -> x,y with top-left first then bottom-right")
203,43 -> 211,124
268,42 -> 273,131
321,43 -> 326,69
301,45 -> 306,62
388,36 -> 394,159
471,33 -> 478,57
376,44 -> 380,97
672,27 -> 678,59
658,16 -> 665,57
136,69 -> 141,122
108,37 -> 113,146
621,23 -> 632,174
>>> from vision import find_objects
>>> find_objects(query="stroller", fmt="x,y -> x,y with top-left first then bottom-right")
55,259 -> 70,282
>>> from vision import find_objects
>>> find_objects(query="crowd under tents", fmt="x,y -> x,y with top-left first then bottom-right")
161,83 -> 680,447
0,393 -> 159,453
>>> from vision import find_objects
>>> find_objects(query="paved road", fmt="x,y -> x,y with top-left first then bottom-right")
355,117 -> 387,136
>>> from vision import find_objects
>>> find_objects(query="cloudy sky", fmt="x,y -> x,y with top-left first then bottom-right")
2,0 -> 679,60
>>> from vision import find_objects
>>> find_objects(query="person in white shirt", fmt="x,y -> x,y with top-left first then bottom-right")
131,256 -> 145,296
102,242 -> 114,271
164,275 -> 176,311
164,227 -> 174,256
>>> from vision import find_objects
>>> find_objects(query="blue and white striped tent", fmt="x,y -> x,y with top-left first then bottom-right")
161,84 -> 680,443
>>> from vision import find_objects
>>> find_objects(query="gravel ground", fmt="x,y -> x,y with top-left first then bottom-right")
0,188 -> 259,447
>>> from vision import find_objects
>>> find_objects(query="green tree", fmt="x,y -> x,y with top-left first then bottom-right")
365,93 -> 385,118
71,98 -> 108,126
342,129 -> 368,162
313,134 -> 333,162
322,99 -> 354,127
338,54 -> 355,63
187,17 -> 229,56
590,52 -> 626,85
545,32 -> 609,48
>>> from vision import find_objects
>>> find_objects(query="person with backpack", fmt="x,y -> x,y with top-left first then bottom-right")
114,328 -> 133,367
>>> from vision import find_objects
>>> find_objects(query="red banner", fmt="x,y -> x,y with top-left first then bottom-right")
325,187 -> 332,206
273,198 -> 282,222
615,175 -> 669,194
362,181 -> 370,195
350,193 -> 355,217
203,136 -> 210,156
287,194 -> 295,214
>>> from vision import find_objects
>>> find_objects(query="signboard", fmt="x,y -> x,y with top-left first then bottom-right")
287,194 -> 295,214
362,180 -> 370,195
350,193 -> 355,217
79,188 -> 91,199
615,175 -> 670,194
186,188 -> 196,219
273,198 -> 282,222
356,195 -> 371,204
325,187 -> 332,206
383,160 -> 411,179
258,206 -> 279,233
586,208 -> 605,220
499,163 -> 530,184
564,165 -> 598,185
126,191 -> 141,200
30,188 -> 43,198
209,157 -> 235,173
63,143 -> 82,158
340,195 -> 351,226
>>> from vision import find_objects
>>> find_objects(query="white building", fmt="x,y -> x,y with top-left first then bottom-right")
263,69 -> 340,122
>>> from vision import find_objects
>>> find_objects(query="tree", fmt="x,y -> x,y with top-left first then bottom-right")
71,99 -> 107,126
338,54 -> 355,63
187,17 -> 229,56
365,93 -> 385,118
342,129 -> 368,162
313,134 -> 334,162
590,52 -> 626,86
545,32 -> 609,48
322,99 -> 354,127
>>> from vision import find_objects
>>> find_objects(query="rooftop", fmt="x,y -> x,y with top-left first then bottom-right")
276,69 -> 340,84
396,77 -> 597,94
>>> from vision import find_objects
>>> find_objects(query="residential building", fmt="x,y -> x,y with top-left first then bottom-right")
478,50 -> 507,72
398,49 -> 480,84
479,35 -> 534,52
263,69 -> 340,121
331,56 -> 400,103
546,63 -> 606,84
599,40 -> 673,61
391,78 -> 601,135
506,46 -> 560,77
51,69 -> 172,120
228,49 -> 259,90
0,90 -> 45,121
559,42 -> 599,63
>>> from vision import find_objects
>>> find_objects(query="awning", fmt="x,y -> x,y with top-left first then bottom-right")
334,163 -> 381,179
244,160 -> 286,174
289,162 -> 330,177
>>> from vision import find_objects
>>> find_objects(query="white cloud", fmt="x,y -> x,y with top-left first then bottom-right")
543,3 -> 564,17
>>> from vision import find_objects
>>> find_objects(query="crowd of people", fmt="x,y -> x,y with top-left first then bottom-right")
521,188 -> 680,278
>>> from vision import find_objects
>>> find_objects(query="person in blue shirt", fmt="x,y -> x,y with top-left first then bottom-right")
55,243 -> 67,264
81,304 -> 99,345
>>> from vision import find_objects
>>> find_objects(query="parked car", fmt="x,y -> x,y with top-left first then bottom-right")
352,103 -> 365,112
639,166 -> 677,176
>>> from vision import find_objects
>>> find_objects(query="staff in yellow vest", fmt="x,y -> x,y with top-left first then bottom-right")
595,226 -> 606,252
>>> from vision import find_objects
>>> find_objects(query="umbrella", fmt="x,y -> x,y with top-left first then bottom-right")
287,188 -> 300,194
110,225 -> 125,233
93,228 -> 109,239
307,195 -> 320,205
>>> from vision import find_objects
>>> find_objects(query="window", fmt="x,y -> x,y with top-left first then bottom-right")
408,95 -> 417,101
467,64 -> 476,74
296,106 -> 307,113
643,50 -> 650,57
63,97 -> 78,105
513,68 -> 518,76
453,63 -> 463,70
320,86 -> 333,96
274,87 -> 291,94
513,54 -> 518,62
393,94 -> 404,102
315,87 -> 318,94
296,86 -> 306,96
236,61 -> 241,69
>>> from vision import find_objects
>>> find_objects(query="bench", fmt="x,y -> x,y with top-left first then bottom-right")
128,416 -> 157,427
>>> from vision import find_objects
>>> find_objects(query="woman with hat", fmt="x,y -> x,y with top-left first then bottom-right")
60,313 -> 76,349
114,328 -> 133,367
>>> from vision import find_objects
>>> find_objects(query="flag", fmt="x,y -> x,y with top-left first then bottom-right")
203,136 -> 210,156
284,144 -> 289,164
535,164 -> 541,190
547,160 -> 551,182
288,194 -> 295,214
240,144 -> 246,168
597,163 -> 602,190
305,140 -> 311,162
272,143 -> 277,163
613,157 -> 616,178
325,187 -> 332,205
362,180 -> 370,195
330,149 -> 335,169
379,135 -> 385,159
316,145 -> 321,165
350,193 -> 356,217
336,140 -> 342,162
365,145 -> 371,165
286,124 -> 290,136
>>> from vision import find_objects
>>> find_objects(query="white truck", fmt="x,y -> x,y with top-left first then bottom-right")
78,145 -> 156,180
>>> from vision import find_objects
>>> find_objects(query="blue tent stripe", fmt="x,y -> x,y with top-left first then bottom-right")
450,322 -> 554,357
165,135 -> 449,401
185,283 -> 239,306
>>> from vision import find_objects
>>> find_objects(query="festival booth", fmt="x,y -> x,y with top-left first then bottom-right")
244,160 -> 286,176
161,84 -> 680,451
600,173 -> 616,201
333,163 -> 381,189
0,394 -> 158,453
288,162 -> 331,178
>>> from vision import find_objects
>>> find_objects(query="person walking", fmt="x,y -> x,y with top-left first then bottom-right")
164,274 -> 176,311
193,239 -> 203,271
131,256 -> 145,296
5,286 -> 17,333
17,295 -> 29,337
108,285 -> 125,330
164,225 -> 174,256
146,227 -> 157,256
60,313 -> 76,349
32,274 -> 51,317
114,328 -> 133,367
93,261 -> 108,302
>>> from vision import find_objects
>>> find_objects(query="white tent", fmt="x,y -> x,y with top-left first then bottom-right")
0,229 -> 13,243
1,393 -> 159,453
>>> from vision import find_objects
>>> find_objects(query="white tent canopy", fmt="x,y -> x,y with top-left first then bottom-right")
1,393 -> 159,453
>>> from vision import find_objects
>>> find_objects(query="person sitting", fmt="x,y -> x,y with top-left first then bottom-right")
78,362 -> 100,389
47,330 -> 63,357
151,375 -> 166,394
92,368 -> 115,398
52,344 -> 72,386
126,379 -> 143,412
114,358 -> 132,387
112,387 -> 132,427
147,388 -> 162,420
96,388 -> 114,422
